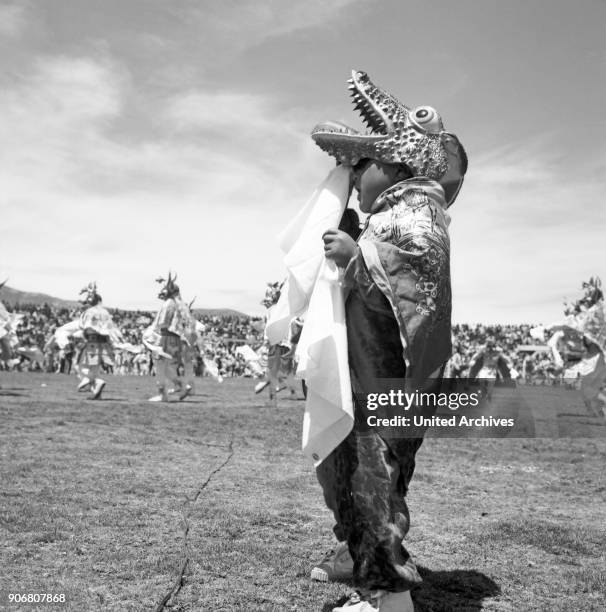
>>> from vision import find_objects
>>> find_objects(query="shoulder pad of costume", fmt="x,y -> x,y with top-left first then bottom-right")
375,181 -> 431,210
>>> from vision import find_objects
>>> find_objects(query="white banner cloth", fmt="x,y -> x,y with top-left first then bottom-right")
265,165 -> 354,465
265,165 -> 351,344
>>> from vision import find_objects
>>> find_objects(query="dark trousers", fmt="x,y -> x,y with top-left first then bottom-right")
316,281 -> 427,592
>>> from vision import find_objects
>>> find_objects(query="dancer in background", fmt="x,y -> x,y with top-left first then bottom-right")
145,273 -> 197,402
468,336 -> 512,399
0,279 -> 17,375
255,282 -> 299,400
58,283 -> 123,399
544,277 -> 606,417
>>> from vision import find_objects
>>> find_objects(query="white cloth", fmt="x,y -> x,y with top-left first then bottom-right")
235,344 -> 264,376
298,259 -> 354,465
79,305 -> 124,344
265,165 -> 352,344
54,319 -> 84,349
141,326 -> 171,359
55,305 -> 122,349
265,165 -> 354,465
544,302 -> 606,418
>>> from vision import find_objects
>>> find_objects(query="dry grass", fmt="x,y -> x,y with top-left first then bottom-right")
1,373 -> 605,611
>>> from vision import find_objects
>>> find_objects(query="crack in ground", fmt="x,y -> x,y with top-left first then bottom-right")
154,439 -> 234,612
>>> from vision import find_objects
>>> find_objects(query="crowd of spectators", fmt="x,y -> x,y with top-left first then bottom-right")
1,302 -> 265,379
448,323 -> 563,384
1,302 -> 569,384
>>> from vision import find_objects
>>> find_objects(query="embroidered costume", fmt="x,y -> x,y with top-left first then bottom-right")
310,70 -> 467,610
147,273 -> 197,402
468,338 -> 512,400
0,279 -> 16,364
58,283 -> 123,399
546,277 -> 606,417
255,282 -> 300,400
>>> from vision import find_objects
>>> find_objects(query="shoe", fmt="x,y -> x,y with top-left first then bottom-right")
332,590 -> 414,612
178,384 -> 193,400
332,592 -> 376,612
77,377 -> 91,391
149,387 -> 169,402
311,542 -> 353,582
149,392 -> 168,402
254,380 -> 270,394
91,379 -> 105,400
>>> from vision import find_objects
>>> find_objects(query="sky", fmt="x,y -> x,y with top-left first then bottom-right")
1,0 -> 605,322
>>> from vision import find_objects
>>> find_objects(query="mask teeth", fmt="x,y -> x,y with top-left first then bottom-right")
351,92 -> 382,133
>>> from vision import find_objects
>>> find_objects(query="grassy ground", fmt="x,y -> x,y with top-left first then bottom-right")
1,373 -> 605,611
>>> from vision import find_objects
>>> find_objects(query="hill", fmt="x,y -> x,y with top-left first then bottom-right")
192,307 -> 252,318
0,286 -> 252,318
0,285 -> 80,309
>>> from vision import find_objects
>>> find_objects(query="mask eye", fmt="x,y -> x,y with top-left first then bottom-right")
410,106 -> 442,133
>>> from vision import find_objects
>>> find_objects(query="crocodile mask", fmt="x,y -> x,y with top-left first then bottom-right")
311,70 -> 467,206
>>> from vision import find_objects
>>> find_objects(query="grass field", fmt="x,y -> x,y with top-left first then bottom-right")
1,373 -> 605,611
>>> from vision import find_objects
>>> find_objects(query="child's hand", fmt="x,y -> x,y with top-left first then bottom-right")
322,229 -> 358,268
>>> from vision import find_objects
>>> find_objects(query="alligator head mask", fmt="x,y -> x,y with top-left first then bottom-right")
311,70 -> 467,206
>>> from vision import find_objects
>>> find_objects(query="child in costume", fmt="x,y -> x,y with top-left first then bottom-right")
309,70 -> 467,611
146,273 -> 197,402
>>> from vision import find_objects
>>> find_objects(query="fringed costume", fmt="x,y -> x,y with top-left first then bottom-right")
61,283 -> 123,399
255,282 -> 300,400
0,280 -> 15,365
546,277 -> 606,417
146,273 -> 197,402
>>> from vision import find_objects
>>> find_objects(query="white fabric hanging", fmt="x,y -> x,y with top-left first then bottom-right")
265,165 -> 354,465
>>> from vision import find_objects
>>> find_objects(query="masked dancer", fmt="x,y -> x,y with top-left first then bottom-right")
145,273 -> 197,402
59,283 -> 123,399
545,277 -> 606,417
255,282 -> 300,400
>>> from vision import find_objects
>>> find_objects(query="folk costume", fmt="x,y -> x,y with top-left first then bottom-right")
255,282 -> 300,400
61,283 -> 123,399
545,278 -> 606,417
146,273 -> 197,402
0,279 -> 15,365
276,71 -> 467,611
468,338 -> 512,400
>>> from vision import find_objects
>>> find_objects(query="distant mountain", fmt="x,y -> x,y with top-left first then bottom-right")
0,286 -> 80,308
0,286 -> 252,318
193,308 -> 252,319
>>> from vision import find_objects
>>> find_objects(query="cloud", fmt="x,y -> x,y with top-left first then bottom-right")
3,53 -> 603,320
0,52 -> 329,312
166,91 -> 276,133
180,0 -> 370,51
450,138 -> 606,322
0,3 -> 28,39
